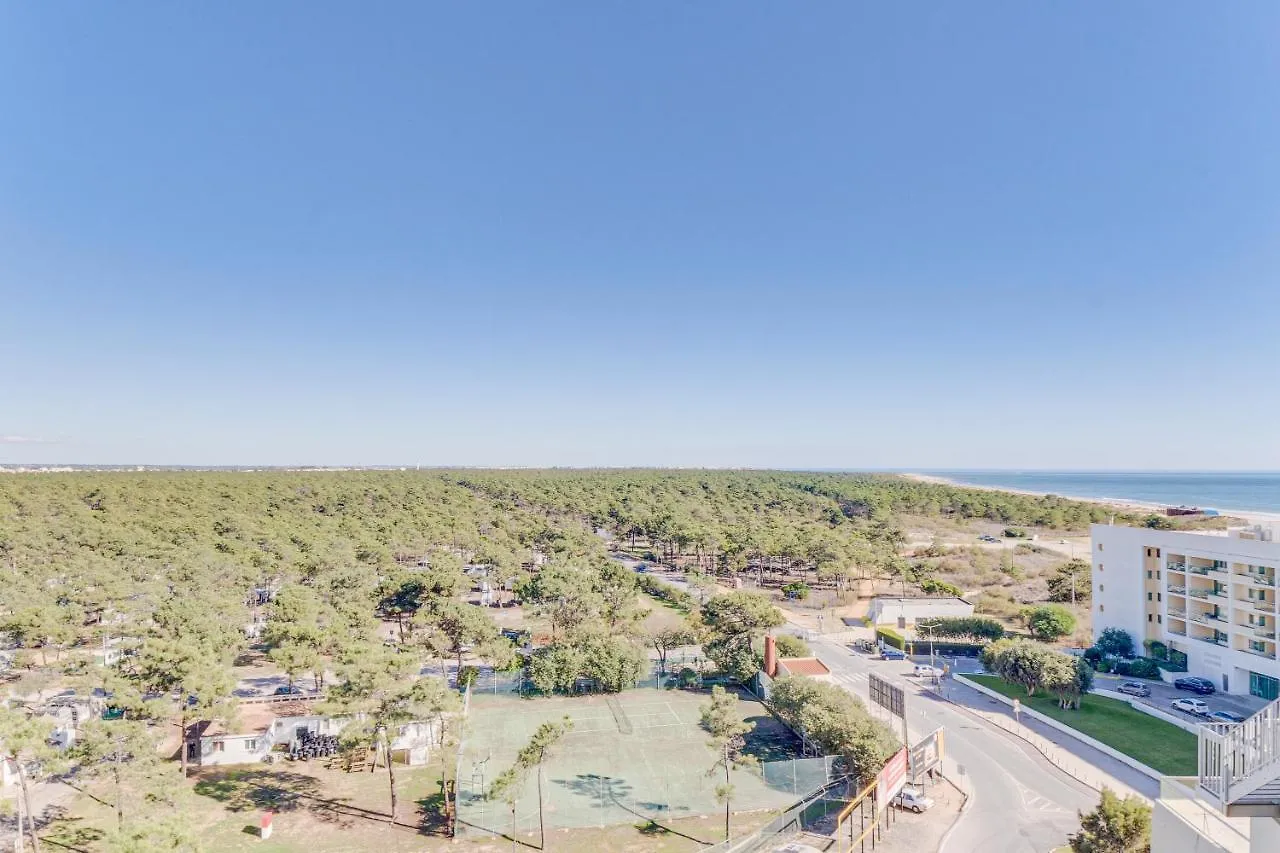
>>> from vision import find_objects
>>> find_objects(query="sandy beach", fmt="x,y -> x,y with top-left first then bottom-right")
902,472 -> 1280,529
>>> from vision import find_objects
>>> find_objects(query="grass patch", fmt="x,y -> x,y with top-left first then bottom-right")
967,674 -> 1198,776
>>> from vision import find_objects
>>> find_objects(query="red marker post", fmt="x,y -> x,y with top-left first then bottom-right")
261,811 -> 274,840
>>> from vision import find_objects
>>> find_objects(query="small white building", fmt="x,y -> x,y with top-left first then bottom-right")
193,699 -> 440,767
868,596 -> 974,628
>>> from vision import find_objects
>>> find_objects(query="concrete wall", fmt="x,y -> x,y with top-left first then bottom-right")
869,598 -> 973,625
1091,525 -> 1150,651
197,733 -> 273,766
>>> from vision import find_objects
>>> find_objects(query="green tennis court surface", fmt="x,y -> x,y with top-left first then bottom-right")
455,686 -> 826,839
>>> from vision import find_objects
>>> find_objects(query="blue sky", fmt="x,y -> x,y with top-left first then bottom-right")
3,2 -> 1279,468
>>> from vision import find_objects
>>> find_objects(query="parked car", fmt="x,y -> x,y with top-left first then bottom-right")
635,563 -> 648,573
881,648 -> 906,661
1174,676 -> 1216,695
1172,697 -> 1210,717
1116,681 -> 1151,697
274,685 -> 304,696
1209,710 -> 1246,724
912,664 -> 943,678
892,786 -> 934,813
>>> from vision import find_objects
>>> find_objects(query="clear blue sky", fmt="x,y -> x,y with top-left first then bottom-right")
3,3 -> 1279,468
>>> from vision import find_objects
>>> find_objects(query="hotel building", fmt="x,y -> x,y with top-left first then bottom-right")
1090,523 -> 1280,701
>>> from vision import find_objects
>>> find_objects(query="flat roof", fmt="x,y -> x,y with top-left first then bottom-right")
778,657 -> 831,677
871,596 -> 971,605
199,699 -> 317,738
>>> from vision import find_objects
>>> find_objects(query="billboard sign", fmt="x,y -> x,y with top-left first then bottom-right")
876,747 -> 909,809
868,673 -> 905,719
909,728 -> 944,780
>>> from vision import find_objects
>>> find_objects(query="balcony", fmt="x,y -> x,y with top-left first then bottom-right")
1208,589 -> 1230,602
1168,609 -> 1187,619
1168,585 -> 1188,595
1192,634 -> 1229,647
1188,589 -> 1210,599
1255,627 -> 1277,640
1188,566 -> 1212,576
1167,627 -> 1188,636
1240,645 -> 1276,659
1167,561 -> 1188,572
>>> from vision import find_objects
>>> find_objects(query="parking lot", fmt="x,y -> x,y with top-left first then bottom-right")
1094,673 -> 1269,721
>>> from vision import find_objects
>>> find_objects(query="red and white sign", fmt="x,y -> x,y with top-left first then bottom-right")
260,811 -> 274,840
876,748 -> 909,810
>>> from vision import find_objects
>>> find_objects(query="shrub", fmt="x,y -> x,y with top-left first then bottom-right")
919,578 -> 962,596
1113,657 -> 1161,680
781,581 -> 811,601
921,616 -> 1005,642
875,627 -> 905,650
457,665 -> 480,687
773,634 -> 811,658
677,667 -> 699,688
1027,604 -> 1076,641
1096,628 -> 1135,658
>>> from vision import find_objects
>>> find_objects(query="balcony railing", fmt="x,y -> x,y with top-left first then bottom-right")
1168,610 -> 1187,619
1192,634 -> 1229,647
1188,589 -> 1210,599
1188,566 -> 1212,575
1241,646 -> 1276,659
1254,627 -> 1277,640
1168,628 -> 1188,636
1167,561 -> 1188,571
1208,590 -> 1230,601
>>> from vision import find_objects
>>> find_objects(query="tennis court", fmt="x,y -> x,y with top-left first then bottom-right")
455,686 -> 815,839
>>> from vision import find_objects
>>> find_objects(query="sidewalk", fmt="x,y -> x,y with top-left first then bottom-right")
934,677 -> 1159,800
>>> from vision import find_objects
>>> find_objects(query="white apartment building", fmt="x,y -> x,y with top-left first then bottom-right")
1090,524 -> 1280,702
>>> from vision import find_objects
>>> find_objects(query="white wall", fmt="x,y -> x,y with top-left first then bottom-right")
1091,524 -> 1280,696
197,734 -> 273,766
870,599 -> 973,625
1091,525 -> 1149,649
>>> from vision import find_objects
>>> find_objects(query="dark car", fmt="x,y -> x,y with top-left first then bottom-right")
274,685 -> 305,696
1209,710 -> 1246,724
1174,676 -> 1216,695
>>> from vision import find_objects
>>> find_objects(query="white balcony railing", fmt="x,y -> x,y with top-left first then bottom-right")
1200,698 -> 1280,807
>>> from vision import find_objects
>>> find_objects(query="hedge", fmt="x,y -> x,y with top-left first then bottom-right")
876,627 -> 905,650
907,640 -> 984,657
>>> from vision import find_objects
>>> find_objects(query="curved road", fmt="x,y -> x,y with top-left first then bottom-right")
808,635 -> 1131,853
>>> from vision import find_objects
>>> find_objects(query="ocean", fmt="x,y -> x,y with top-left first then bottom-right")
919,471 -> 1280,515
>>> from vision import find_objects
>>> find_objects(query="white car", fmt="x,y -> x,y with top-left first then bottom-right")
1172,697 -> 1210,717
912,664 -> 943,678
892,786 -> 934,813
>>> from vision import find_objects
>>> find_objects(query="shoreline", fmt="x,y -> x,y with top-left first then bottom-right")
901,472 -> 1280,528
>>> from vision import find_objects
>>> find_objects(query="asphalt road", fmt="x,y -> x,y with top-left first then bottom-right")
808,635 -> 1102,853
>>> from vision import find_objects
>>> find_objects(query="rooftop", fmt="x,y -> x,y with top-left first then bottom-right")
198,698 -> 317,738
777,657 -> 831,677
871,596 -> 971,605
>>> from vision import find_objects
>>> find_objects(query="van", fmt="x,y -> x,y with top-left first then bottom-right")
913,664 -> 943,678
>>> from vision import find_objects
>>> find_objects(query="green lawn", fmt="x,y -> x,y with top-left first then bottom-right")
967,674 -> 1198,776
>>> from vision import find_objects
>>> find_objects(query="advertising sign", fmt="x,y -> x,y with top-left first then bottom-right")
876,748 -> 909,810
868,673 -> 905,719
909,728 -> 944,780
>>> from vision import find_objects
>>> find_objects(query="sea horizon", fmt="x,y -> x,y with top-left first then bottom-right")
917,469 -> 1280,516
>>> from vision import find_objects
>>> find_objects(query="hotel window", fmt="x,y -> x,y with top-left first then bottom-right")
1098,563 -> 1103,572
1147,571 -> 1152,579
1100,584 -> 1104,593
1147,592 -> 1152,601
1148,614 -> 1153,622
1157,593 -> 1162,602
1099,604 -> 1105,612
1098,543 -> 1104,552
1158,615 -> 1162,623
1157,571 -> 1161,579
